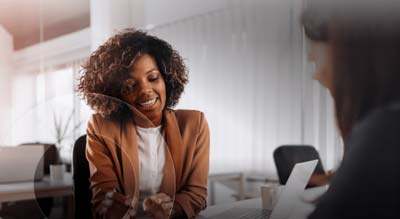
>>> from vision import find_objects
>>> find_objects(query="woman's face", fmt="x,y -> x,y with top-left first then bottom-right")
308,41 -> 334,94
124,53 -> 166,125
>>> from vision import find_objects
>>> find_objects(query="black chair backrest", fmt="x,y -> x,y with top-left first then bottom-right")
273,145 -> 325,186
72,135 -> 93,219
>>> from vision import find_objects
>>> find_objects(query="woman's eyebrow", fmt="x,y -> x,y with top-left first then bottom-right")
146,69 -> 159,74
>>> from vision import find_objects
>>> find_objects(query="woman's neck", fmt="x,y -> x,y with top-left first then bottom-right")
150,116 -> 162,127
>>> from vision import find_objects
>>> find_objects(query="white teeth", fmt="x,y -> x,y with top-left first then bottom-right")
140,98 -> 157,107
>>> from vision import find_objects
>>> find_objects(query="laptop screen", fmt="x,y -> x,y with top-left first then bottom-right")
0,145 -> 44,183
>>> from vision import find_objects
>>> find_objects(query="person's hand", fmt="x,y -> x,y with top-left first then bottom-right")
326,170 -> 335,179
97,190 -> 136,218
308,170 -> 335,187
143,193 -> 174,219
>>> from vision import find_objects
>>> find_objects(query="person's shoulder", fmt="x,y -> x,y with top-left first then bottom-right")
88,113 -> 120,129
352,103 -> 400,137
348,103 -> 400,153
89,113 -> 109,123
172,109 -> 205,119
168,109 -> 207,128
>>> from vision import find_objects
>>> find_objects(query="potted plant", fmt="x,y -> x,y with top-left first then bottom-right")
51,109 -> 81,179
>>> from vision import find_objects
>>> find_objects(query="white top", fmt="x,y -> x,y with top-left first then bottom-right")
136,125 -> 166,201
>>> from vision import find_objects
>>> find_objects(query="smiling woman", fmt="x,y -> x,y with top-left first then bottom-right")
77,29 -> 210,219
122,54 -> 167,127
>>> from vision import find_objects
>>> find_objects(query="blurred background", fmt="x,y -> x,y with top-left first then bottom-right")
0,0 -> 342,218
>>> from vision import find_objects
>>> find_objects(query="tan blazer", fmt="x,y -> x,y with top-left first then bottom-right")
86,109 -> 210,219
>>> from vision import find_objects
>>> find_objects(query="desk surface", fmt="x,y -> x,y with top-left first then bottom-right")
0,172 -> 73,202
200,198 -> 262,218
200,186 -> 327,219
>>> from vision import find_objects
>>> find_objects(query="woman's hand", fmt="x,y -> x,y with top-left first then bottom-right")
97,190 -> 136,218
143,193 -> 174,219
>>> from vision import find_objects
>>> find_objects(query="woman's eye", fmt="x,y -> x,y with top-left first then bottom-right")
149,77 -> 158,82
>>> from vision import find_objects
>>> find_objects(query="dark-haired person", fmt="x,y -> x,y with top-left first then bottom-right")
302,1 -> 400,218
78,29 -> 210,219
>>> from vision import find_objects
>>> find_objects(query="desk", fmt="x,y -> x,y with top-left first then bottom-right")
0,173 -> 73,219
208,172 -> 245,205
200,198 -> 262,218
200,186 -> 327,219
208,172 -> 279,205
0,173 -> 73,203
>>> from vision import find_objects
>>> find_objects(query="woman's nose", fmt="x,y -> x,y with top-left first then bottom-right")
137,83 -> 152,95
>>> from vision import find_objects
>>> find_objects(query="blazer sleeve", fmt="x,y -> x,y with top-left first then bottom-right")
86,115 -> 130,219
173,112 -> 210,218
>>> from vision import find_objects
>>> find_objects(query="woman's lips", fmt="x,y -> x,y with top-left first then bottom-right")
137,97 -> 158,108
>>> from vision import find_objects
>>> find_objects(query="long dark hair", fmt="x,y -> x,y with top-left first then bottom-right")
302,2 -> 400,141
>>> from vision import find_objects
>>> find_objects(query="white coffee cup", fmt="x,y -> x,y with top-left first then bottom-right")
50,164 -> 65,181
261,184 -> 283,209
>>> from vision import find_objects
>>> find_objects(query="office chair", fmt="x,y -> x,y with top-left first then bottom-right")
273,145 -> 326,187
72,135 -> 93,219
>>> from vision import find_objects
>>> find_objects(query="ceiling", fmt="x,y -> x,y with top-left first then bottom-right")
0,0 -> 90,50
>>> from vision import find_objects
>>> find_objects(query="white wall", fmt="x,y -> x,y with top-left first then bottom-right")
0,26 -> 14,145
149,0 -> 342,174
91,0 -> 228,49
12,29 -> 89,149
143,0 -> 227,28
91,0 -> 138,50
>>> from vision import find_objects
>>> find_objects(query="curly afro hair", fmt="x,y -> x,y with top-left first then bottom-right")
78,29 -> 188,118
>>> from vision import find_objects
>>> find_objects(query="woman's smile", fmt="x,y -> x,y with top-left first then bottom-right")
124,53 -> 167,126
137,97 -> 159,108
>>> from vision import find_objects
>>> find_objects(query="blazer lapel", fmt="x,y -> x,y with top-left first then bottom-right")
161,144 -> 177,198
120,118 -> 140,205
119,109 -> 184,203
161,110 -> 185,197
120,106 -> 153,202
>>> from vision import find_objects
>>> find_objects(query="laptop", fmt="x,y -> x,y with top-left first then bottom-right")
0,145 -> 45,183
207,160 -> 318,219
